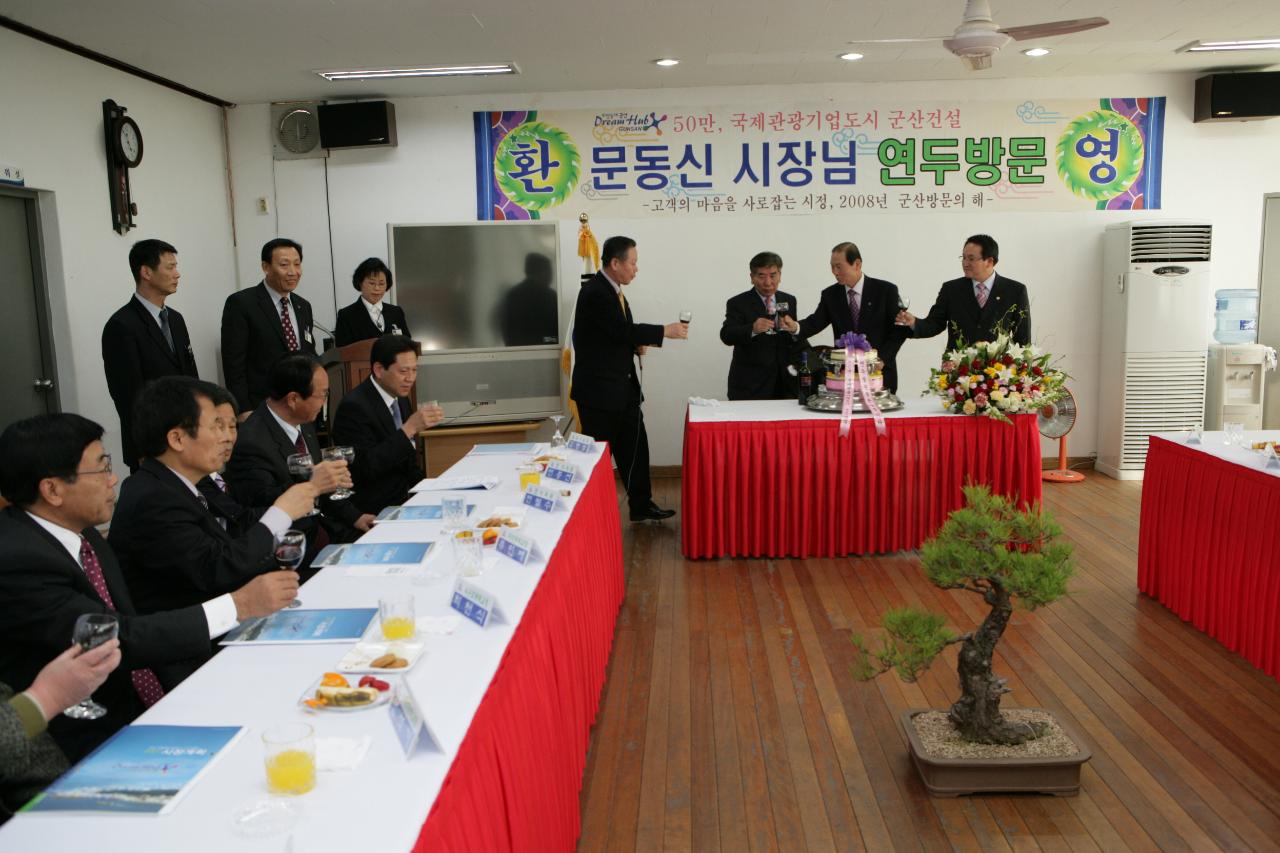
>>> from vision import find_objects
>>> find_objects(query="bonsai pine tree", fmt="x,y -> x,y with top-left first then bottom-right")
853,485 -> 1074,745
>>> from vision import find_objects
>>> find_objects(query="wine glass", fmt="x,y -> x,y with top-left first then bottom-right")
286,453 -> 320,516
774,301 -> 789,333
321,446 -> 354,500
274,530 -> 306,608
895,293 -> 912,326
549,414 -> 567,449
63,613 -> 119,720
679,310 -> 693,326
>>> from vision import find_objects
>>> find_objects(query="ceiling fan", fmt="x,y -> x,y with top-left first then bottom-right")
849,0 -> 1109,70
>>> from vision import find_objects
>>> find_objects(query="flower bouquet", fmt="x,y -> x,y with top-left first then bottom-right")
926,332 -> 1066,422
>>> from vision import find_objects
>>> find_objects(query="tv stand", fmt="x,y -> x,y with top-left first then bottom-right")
418,420 -> 543,476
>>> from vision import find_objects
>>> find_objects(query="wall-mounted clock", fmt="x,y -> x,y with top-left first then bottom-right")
103,99 -> 142,234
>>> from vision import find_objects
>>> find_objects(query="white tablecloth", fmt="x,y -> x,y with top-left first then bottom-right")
1155,430 -> 1280,478
0,443 -> 606,853
685,395 -> 949,424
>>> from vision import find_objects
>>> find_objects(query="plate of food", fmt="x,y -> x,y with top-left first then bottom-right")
531,453 -> 566,471
299,672 -> 393,712
1251,440 -> 1280,454
474,506 -> 526,545
335,637 -> 426,674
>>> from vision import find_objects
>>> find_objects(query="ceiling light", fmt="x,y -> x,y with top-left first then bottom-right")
1178,38 -> 1280,53
839,52 -> 864,61
317,64 -> 517,81
653,58 -> 680,67
1022,47 -> 1051,57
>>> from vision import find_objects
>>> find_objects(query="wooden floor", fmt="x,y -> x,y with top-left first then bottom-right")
577,474 -> 1280,852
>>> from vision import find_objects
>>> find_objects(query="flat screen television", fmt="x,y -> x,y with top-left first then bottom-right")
387,221 -> 563,425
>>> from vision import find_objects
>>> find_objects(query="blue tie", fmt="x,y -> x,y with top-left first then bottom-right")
390,400 -> 403,429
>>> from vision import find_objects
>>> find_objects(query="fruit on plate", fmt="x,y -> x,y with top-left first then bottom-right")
320,672 -> 348,687
314,685 -> 379,707
482,527 -> 500,545
358,675 -> 391,692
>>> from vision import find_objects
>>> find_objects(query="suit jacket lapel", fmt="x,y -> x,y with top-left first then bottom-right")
261,405 -> 301,461
302,422 -> 323,461
256,282 -> 289,347
129,297 -> 181,368
979,275 -> 1003,328
8,508 -> 115,606
139,458 -> 230,541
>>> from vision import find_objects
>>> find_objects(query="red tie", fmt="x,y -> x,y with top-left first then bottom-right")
280,296 -> 300,351
79,538 -> 166,708
294,433 -> 307,456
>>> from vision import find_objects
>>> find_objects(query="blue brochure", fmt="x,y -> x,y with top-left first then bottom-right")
220,608 -> 377,645
22,725 -> 243,815
376,504 -> 475,522
311,541 -> 433,567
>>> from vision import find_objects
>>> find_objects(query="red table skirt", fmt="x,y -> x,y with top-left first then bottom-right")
1138,437 -> 1280,680
413,452 -> 624,851
681,412 -> 1042,558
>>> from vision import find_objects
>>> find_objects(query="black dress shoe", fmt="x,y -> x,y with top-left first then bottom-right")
629,503 -> 676,522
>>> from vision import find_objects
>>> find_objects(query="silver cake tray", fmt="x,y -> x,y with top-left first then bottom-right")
805,388 -> 904,413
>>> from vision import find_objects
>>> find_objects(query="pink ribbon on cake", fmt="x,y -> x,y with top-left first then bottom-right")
854,348 -> 887,437
839,347 -> 856,437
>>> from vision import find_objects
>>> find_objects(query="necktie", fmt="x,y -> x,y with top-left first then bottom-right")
372,305 -> 384,332
617,290 -> 627,317
294,433 -> 307,456
158,307 -> 175,352
212,472 -> 229,494
391,399 -> 403,429
766,295 -> 776,315
78,538 -> 165,708
847,288 -> 860,331
976,282 -> 989,309
280,296 -> 299,351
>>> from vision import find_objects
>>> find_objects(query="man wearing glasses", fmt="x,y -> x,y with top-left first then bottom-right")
895,234 -> 1031,354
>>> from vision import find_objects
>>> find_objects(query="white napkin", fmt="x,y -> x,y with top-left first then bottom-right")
688,397 -> 721,407
316,735 -> 372,771
417,614 -> 462,635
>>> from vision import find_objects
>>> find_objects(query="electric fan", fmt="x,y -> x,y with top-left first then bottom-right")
1038,389 -> 1084,483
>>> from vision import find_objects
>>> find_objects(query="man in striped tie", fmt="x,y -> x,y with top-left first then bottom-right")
896,234 -> 1032,356
0,413 -> 302,761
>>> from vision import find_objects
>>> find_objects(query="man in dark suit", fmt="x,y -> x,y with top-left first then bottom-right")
334,257 -> 412,347
331,335 -> 444,515
226,354 -> 369,552
897,233 -> 1031,354
570,236 -> 688,522
0,413 -> 299,760
221,238 -> 317,415
719,251 -> 804,400
108,377 -> 318,616
793,242 -> 909,393
101,239 -> 200,471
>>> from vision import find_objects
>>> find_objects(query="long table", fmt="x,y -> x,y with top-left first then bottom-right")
1138,433 -> 1280,681
0,443 -> 622,852
681,398 -> 1042,559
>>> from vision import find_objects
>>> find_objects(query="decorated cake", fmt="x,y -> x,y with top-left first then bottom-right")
825,347 -> 883,394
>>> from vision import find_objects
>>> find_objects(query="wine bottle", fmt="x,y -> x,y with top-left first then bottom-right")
798,352 -> 813,406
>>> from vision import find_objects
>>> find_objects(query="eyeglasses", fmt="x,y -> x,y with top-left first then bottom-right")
74,455 -> 113,476
959,255 -> 986,262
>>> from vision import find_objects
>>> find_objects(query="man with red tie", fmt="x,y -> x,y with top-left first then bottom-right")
220,238 -> 318,417
792,242 -> 909,393
0,413 -> 300,761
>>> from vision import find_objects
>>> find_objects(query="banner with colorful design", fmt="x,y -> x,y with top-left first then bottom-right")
474,98 -> 1164,220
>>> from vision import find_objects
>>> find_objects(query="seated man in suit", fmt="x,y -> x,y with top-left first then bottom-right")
789,241 -> 909,393
1,641 -> 119,822
221,237 -> 317,416
109,376 -> 318,616
0,413 -> 299,761
226,354 -> 369,555
719,251 -> 804,400
101,238 -> 200,471
332,335 -> 444,515
896,233 -> 1031,354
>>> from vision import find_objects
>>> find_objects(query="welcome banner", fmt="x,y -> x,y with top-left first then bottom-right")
474,97 -> 1164,221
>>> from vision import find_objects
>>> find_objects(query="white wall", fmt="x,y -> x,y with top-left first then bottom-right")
0,28 -> 237,465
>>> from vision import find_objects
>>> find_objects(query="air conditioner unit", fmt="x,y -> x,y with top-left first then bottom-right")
1096,221 -> 1213,479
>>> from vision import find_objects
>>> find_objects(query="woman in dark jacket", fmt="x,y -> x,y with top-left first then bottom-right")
334,257 -> 411,347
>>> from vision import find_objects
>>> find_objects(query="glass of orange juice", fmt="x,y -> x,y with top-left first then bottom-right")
263,722 -> 315,795
379,594 -> 416,641
517,463 -> 541,491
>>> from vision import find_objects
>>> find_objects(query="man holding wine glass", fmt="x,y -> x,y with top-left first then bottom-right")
0,412 -> 301,761
109,377 -> 320,618
719,251 -> 805,400
226,354 -> 372,563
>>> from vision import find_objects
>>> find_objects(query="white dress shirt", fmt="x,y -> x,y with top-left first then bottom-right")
362,297 -> 386,332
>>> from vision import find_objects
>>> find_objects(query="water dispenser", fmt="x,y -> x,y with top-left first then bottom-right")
1205,343 -> 1269,429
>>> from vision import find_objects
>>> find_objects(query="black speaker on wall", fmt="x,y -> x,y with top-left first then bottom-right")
318,101 -> 398,148
1194,72 -> 1280,122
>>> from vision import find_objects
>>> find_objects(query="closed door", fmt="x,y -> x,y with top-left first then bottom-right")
0,192 -> 57,427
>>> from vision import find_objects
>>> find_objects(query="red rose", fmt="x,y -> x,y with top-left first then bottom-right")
958,364 -> 969,375
972,358 -> 984,370
1032,366 -> 1044,376
1002,355 -> 1014,366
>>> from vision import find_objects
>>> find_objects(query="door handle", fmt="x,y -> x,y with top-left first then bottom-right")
32,378 -> 55,390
